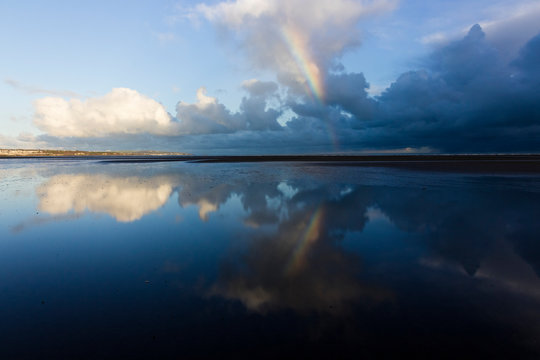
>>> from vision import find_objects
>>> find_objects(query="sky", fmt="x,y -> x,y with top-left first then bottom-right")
1,0 -> 540,154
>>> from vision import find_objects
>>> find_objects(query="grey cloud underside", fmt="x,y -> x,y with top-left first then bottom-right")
299,24 -> 540,153
371,25 -> 540,152
39,25 -> 540,153
173,83 -> 283,135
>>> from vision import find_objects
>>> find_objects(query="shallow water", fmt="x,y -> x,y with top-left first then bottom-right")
1,159 -> 540,358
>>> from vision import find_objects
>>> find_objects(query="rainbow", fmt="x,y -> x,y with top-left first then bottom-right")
281,26 -> 342,150
281,26 -> 325,102
285,206 -> 325,275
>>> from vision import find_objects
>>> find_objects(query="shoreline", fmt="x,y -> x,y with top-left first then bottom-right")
0,149 -> 189,157
2,154 -> 540,173
2,153 -> 540,160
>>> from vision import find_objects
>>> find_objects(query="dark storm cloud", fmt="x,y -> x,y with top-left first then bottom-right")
282,24 -> 540,153
368,25 -> 540,152
324,72 -> 375,121
238,24 -> 540,153
33,25 -> 540,154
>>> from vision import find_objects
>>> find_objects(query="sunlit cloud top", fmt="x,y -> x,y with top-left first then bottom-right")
34,88 -> 178,137
191,0 -> 398,100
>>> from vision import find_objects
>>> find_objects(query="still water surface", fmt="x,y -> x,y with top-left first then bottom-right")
1,159 -> 540,358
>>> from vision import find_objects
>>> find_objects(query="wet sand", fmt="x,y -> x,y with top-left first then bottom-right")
3,154 -> 540,173
101,154 -> 540,173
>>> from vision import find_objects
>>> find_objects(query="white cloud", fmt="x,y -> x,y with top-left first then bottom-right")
195,0 -> 396,29
33,88 -> 179,137
191,0 -> 398,99
194,0 -> 276,25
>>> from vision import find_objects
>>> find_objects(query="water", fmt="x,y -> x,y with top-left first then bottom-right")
1,159 -> 540,358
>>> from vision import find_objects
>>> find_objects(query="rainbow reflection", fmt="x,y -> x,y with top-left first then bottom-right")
286,206 -> 325,275
281,26 -> 325,102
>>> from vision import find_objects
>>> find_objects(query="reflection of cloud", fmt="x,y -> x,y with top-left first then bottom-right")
175,171 -> 284,224
419,238 -> 540,305
178,181 -> 234,221
11,213 -> 82,233
371,180 -> 540,279
30,163 -> 540,316
476,240 -> 540,299
194,169 -> 540,317
37,174 -> 175,222
209,186 -> 389,313
196,199 -> 218,221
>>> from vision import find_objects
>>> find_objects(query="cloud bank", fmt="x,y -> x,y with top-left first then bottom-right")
175,84 -> 282,134
34,88 -> 178,137
372,25 -> 540,152
26,0 -> 540,154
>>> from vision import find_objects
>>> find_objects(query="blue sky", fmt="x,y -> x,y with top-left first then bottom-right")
1,0 -> 540,153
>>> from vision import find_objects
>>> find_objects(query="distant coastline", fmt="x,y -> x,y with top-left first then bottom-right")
2,150 -> 540,173
0,149 -> 190,157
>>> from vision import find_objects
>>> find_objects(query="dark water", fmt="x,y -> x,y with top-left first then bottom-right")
1,159 -> 540,359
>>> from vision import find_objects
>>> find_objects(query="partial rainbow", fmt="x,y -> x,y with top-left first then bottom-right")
286,206 -> 325,275
328,125 -> 340,151
281,26 -> 325,102
280,26 -> 342,150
